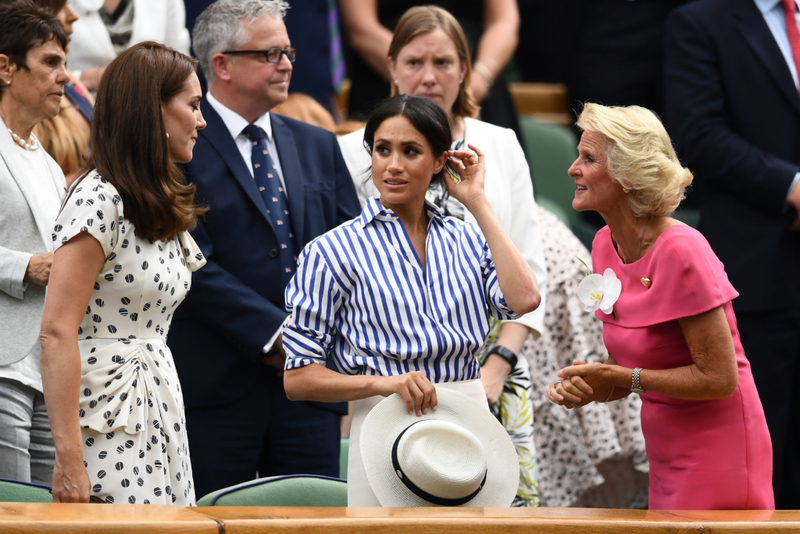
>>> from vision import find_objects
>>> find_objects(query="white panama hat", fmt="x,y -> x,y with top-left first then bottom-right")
360,388 -> 519,507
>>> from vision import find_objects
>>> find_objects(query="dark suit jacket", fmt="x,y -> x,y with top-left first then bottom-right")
665,0 -> 800,312
168,100 -> 361,410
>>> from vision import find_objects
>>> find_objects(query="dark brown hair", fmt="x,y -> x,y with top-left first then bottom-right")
30,0 -> 67,14
0,0 -> 66,100
80,41 -> 207,242
388,6 -> 479,119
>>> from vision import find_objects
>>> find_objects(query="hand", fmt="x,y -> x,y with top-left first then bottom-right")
263,333 -> 286,377
443,144 -> 487,211
51,454 -> 90,503
480,354 -> 511,406
377,371 -> 437,416
24,252 -> 54,286
558,361 -> 614,395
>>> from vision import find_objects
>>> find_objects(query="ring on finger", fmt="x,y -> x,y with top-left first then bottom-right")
571,402 -> 579,409
554,380 -> 562,386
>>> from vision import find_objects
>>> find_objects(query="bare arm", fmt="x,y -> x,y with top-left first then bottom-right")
40,233 -> 105,503
445,145 -> 540,314
480,322 -> 530,405
284,363 -> 437,416
340,0 -> 393,81
553,306 -> 739,406
470,0 -> 520,103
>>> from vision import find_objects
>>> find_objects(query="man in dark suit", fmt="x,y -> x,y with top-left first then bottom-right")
167,0 -> 361,499
665,0 -> 800,508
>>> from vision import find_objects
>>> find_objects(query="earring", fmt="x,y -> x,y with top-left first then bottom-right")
393,79 -> 398,85
4,80 -> 9,85
166,133 -> 170,139
622,187 -> 630,194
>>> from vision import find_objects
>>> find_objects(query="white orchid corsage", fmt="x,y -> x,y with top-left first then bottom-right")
576,258 -> 622,317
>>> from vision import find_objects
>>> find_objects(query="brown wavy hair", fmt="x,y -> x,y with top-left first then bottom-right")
388,6 -> 479,119
78,41 -> 207,241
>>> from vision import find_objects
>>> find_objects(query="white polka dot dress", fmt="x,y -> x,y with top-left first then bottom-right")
53,173 -> 206,505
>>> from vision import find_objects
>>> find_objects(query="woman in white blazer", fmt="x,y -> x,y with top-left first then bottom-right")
0,2 -> 68,484
67,0 -> 190,91
337,6 -> 546,507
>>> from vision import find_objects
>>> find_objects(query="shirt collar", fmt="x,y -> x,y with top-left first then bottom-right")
754,0 -> 782,15
359,197 -> 444,228
206,90 -> 274,142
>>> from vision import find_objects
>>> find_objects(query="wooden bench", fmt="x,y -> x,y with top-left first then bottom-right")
194,506 -> 800,534
1,503 -> 797,533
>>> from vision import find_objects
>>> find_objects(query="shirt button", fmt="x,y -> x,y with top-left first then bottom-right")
269,248 -> 279,258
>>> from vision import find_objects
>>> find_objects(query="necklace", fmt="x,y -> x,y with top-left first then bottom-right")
634,214 -> 653,262
7,128 -> 39,151
615,214 -> 653,264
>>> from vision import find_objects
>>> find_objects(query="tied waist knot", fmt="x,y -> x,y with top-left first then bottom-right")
79,339 -> 176,435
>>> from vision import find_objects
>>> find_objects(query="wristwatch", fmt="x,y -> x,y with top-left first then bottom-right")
630,367 -> 645,394
487,345 -> 518,369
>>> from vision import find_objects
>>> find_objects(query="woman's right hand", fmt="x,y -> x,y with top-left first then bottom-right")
24,252 -> 53,286
51,453 -> 90,503
377,371 -> 437,416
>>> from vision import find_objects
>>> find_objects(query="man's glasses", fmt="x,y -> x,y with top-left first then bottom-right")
221,47 -> 297,64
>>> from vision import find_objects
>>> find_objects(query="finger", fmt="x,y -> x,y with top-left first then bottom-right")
547,382 -> 564,402
407,381 -> 426,416
565,375 -> 594,397
418,379 -> 436,414
466,144 -> 485,161
399,386 -> 415,414
556,383 -> 583,403
572,360 -> 587,366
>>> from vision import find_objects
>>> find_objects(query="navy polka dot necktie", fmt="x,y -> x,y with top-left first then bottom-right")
243,124 -> 299,287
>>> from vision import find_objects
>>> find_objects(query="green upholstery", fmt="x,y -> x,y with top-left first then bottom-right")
196,474 -> 347,507
339,438 -> 349,480
0,478 -> 52,503
520,115 -> 580,226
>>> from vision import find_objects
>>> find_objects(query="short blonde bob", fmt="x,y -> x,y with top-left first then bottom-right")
576,103 -> 693,217
388,6 -> 480,119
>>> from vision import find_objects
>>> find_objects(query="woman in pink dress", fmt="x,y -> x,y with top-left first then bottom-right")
547,103 -> 773,510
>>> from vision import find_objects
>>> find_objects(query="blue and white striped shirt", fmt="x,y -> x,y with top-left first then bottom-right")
283,198 -> 520,382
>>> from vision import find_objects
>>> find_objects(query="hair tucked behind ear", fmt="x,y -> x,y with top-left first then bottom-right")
363,95 -> 452,191
75,41 -> 207,242
576,103 -> 693,217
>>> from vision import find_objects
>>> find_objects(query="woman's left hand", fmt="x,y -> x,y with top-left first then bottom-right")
443,144 -> 487,210
558,361 -> 615,396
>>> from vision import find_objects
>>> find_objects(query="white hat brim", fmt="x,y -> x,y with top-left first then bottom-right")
360,388 -> 519,507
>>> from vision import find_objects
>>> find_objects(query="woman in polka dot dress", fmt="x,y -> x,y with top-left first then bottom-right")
40,42 -> 207,505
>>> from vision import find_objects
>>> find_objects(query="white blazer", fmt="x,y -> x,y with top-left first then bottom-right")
0,122 -> 66,365
338,117 -> 547,337
67,0 -> 191,75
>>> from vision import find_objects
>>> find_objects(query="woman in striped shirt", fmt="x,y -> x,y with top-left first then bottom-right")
282,95 -> 540,506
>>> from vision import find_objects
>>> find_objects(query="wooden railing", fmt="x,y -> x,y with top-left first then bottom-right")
1,503 -> 798,533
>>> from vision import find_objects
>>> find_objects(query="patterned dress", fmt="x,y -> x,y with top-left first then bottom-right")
53,173 -> 205,505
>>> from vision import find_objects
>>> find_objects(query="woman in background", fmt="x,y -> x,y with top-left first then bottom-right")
32,0 -> 93,185
0,0 -> 68,486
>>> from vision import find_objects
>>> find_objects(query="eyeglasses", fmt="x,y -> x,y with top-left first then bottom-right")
221,47 -> 297,64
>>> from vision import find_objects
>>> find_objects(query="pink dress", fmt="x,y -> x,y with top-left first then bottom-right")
592,225 -> 773,510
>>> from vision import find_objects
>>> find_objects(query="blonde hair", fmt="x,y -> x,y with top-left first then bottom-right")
34,97 -> 90,184
388,6 -> 479,119
272,93 -> 336,132
576,103 -> 693,217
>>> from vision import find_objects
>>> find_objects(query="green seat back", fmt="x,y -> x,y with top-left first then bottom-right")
339,438 -> 349,480
196,474 -> 347,507
520,116 -> 579,227
0,478 -> 52,503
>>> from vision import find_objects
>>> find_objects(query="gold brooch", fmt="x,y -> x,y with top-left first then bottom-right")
641,277 -> 651,289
